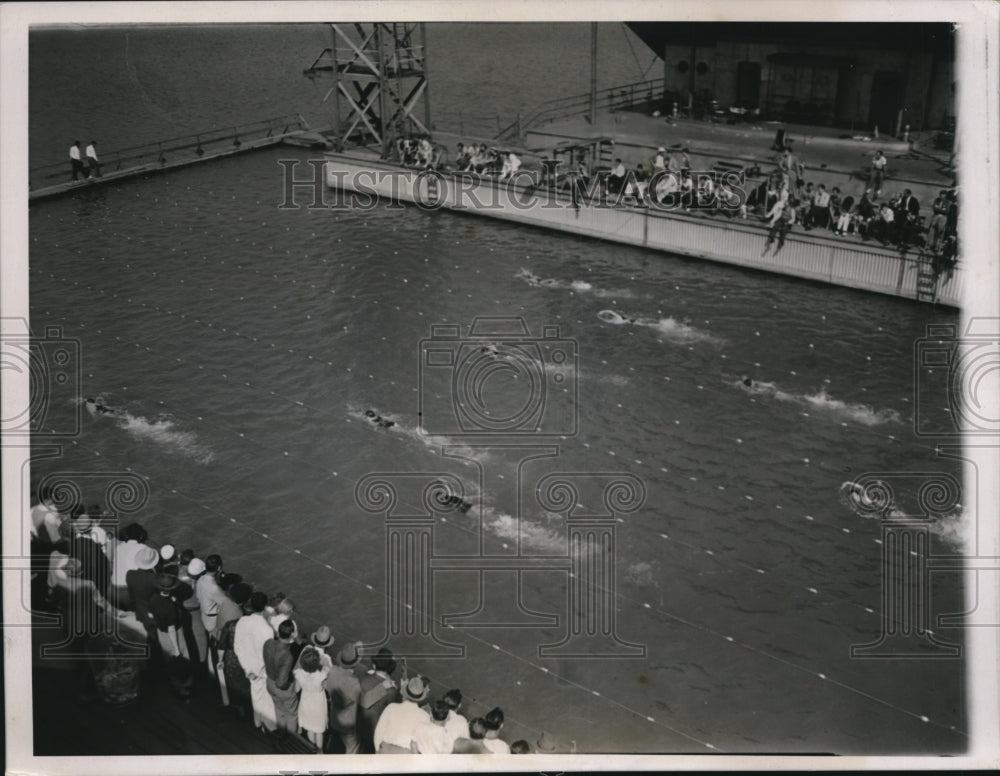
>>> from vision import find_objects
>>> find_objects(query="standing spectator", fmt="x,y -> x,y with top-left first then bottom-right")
452,716 -> 491,754
927,190 -> 950,252
85,141 -> 101,178
263,618 -> 300,733
148,574 -> 188,663
868,150 -> 887,199
69,140 -> 85,181
216,573 -> 245,630
126,546 -> 160,651
897,188 -> 921,246
181,557 -> 209,666
652,146 -> 667,171
358,647 -> 400,753
324,641 -> 364,753
111,523 -> 153,603
268,595 -> 296,634
483,707 -> 510,753
217,582 -> 253,714
442,688 -> 469,741
607,158 -> 627,195
310,625 -> 336,662
806,184 -> 831,230
374,676 -> 431,753
234,591 -> 278,733
779,146 -> 804,184
294,646 -> 331,750
157,544 -> 177,574
410,700 -> 454,753
195,554 -> 226,635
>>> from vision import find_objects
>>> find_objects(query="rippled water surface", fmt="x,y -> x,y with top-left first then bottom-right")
27,24 -> 967,754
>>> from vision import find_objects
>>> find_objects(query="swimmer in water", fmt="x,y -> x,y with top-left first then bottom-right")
364,409 -> 395,429
84,397 -> 116,416
741,376 -> 754,388
598,310 -> 637,325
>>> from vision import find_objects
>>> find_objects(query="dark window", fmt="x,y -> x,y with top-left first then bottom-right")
677,60 -> 690,74
696,62 -> 710,75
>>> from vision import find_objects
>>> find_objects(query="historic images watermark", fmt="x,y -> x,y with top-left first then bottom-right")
1,317 -> 149,657
277,157 -> 748,215
356,317 -> 646,659
846,318 -> 1000,659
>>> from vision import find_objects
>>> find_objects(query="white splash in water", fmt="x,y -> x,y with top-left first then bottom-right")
598,309 -> 724,345
517,268 -> 634,299
347,405 -> 491,465
117,412 -> 215,464
741,380 -> 900,426
482,507 -> 566,554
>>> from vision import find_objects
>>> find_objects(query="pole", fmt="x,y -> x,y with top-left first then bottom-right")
589,22 -> 598,125
421,23 -> 432,134
376,24 -> 389,156
330,25 -> 341,144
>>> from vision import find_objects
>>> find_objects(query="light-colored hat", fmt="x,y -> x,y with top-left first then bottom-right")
187,557 -> 206,576
657,146 -> 665,153
311,626 -> 334,648
402,675 -> 430,703
338,641 -> 361,667
159,544 -> 176,562
135,546 -> 158,570
537,732 -> 558,752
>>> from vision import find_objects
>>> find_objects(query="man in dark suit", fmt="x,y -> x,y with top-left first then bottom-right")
897,188 -> 921,246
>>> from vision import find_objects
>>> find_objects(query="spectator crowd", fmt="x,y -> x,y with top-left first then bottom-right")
30,488 -> 568,755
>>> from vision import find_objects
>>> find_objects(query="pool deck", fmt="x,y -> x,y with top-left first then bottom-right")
528,110 -> 956,208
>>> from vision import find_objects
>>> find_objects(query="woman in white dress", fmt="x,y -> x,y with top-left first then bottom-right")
294,645 -> 331,750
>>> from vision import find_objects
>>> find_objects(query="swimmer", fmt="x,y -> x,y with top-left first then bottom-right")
364,409 -> 395,429
597,310 -> 637,325
741,376 -> 754,388
84,397 -> 116,416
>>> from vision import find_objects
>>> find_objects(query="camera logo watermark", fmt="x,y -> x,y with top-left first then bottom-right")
418,317 -> 578,437
914,318 -> 1000,437
1,317 -> 81,438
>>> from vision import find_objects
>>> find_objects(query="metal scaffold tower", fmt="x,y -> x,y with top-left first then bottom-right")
304,23 -> 432,157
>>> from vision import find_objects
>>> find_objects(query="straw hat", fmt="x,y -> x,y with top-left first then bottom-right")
402,676 -> 430,703
135,546 -> 158,570
310,625 -> 334,648
186,557 -> 206,576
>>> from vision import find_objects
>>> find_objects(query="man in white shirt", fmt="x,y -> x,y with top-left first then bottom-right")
442,688 -> 469,741
69,140 -> 85,181
233,591 -> 278,731
374,676 -> 431,753
483,706 -> 510,754
85,141 -> 101,178
195,554 -> 227,635
652,146 -> 666,171
410,700 -> 454,753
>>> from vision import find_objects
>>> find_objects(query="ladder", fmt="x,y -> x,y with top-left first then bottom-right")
915,254 -> 938,303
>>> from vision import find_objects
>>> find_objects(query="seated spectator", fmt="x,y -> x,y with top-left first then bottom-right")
834,193 -> 856,235
625,164 -> 648,200
454,142 -> 471,172
374,676 -> 431,753
854,190 -> 877,238
716,180 -> 742,217
607,158 -> 627,195
410,700 -> 454,753
695,174 -> 715,208
499,151 -> 521,181
483,707 -> 510,753
652,147 -> 666,171
652,171 -> 679,205
828,187 -> 842,230
870,201 -> 896,245
452,716 -> 491,754
511,739 -> 531,754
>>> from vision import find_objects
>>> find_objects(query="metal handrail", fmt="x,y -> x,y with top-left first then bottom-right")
30,113 -> 309,187
497,78 -> 663,141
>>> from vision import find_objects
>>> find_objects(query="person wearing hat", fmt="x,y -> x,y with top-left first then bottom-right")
111,523 -> 153,606
148,574 -> 188,661
180,557 -> 210,666
451,716 -> 491,754
374,675 -> 431,753
358,648 -> 400,753
126,546 -> 161,645
157,544 -> 177,574
234,591 -> 279,732
310,625 -> 336,661
652,146 -> 667,171
322,641 -> 363,753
